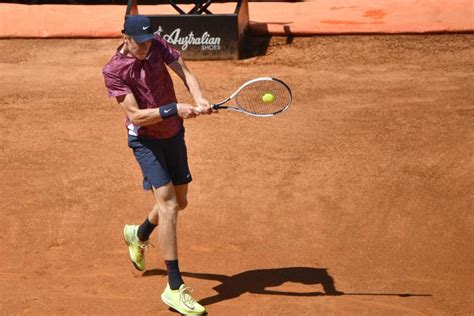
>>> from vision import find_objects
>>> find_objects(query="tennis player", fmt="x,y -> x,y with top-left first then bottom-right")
103,15 -> 211,315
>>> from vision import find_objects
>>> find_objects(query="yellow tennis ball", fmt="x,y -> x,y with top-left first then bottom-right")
262,92 -> 275,103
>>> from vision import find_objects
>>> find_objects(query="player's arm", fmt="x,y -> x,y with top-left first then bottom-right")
168,57 -> 212,114
116,93 -> 200,126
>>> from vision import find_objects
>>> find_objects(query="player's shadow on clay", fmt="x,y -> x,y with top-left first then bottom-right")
143,267 -> 431,306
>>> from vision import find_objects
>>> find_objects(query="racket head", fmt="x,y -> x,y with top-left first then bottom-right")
231,77 -> 292,117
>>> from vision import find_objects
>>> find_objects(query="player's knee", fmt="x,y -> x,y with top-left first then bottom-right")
177,197 -> 188,210
158,200 -> 179,222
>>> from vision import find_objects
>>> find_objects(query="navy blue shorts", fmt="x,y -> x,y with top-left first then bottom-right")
127,128 -> 192,190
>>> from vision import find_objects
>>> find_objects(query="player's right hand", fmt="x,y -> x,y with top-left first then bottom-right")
195,97 -> 213,115
177,103 -> 201,119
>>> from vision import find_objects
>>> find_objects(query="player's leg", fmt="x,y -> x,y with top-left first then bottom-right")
137,202 -> 159,239
153,181 -> 205,314
152,184 -> 187,287
123,135 -> 169,271
135,182 -> 185,243
157,130 -> 204,314
152,182 -> 180,262
174,184 -> 189,210
133,173 -> 188,251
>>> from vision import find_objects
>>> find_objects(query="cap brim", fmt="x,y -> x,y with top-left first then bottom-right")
133,33 -> 155,44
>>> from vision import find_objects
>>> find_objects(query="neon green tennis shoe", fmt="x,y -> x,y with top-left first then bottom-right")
161,283 -> 206,315
122,224 -> 148,271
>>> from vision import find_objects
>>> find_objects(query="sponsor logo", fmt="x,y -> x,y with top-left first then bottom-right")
164,109 -> 172,113
183,302 -> 195,310
142,25 -> 150,30
156,26 -> 221,51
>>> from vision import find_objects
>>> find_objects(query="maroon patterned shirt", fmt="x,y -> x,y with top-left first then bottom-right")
103,34 -> 183,139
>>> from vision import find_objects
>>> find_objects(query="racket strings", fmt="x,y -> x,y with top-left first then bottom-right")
235,80 -> 291,115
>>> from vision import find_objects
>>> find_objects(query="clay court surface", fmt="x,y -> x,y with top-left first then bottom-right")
0,34 -> 473,314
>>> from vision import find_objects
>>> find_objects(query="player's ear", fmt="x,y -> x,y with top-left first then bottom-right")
123,34 -> 130,43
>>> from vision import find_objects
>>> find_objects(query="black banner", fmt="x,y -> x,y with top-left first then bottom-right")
133,0 -> 249,60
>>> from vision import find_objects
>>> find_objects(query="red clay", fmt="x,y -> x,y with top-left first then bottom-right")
0,34 -> 473,314
1,1 -> 473,37
363,10 -> 388,20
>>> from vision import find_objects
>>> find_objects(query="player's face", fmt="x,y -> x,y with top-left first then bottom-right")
124,36 -> 152,60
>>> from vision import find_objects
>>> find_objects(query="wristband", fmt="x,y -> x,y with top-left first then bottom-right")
159,103 -> 178,119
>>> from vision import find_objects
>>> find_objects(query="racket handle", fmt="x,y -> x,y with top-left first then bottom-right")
211,104 -> 228,110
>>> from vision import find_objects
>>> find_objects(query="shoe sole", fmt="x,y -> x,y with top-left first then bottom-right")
123,226 -> 145,272
161,293 -> 205,315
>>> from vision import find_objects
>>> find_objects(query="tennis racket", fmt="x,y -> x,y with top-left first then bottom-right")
211,77 -> 292,117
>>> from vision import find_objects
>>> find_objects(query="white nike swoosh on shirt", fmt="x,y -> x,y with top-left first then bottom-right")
142,25 -> 150,30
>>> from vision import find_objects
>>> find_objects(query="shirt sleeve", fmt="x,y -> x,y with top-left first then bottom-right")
154,34 -> 181,65
103,65 -> 132,98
